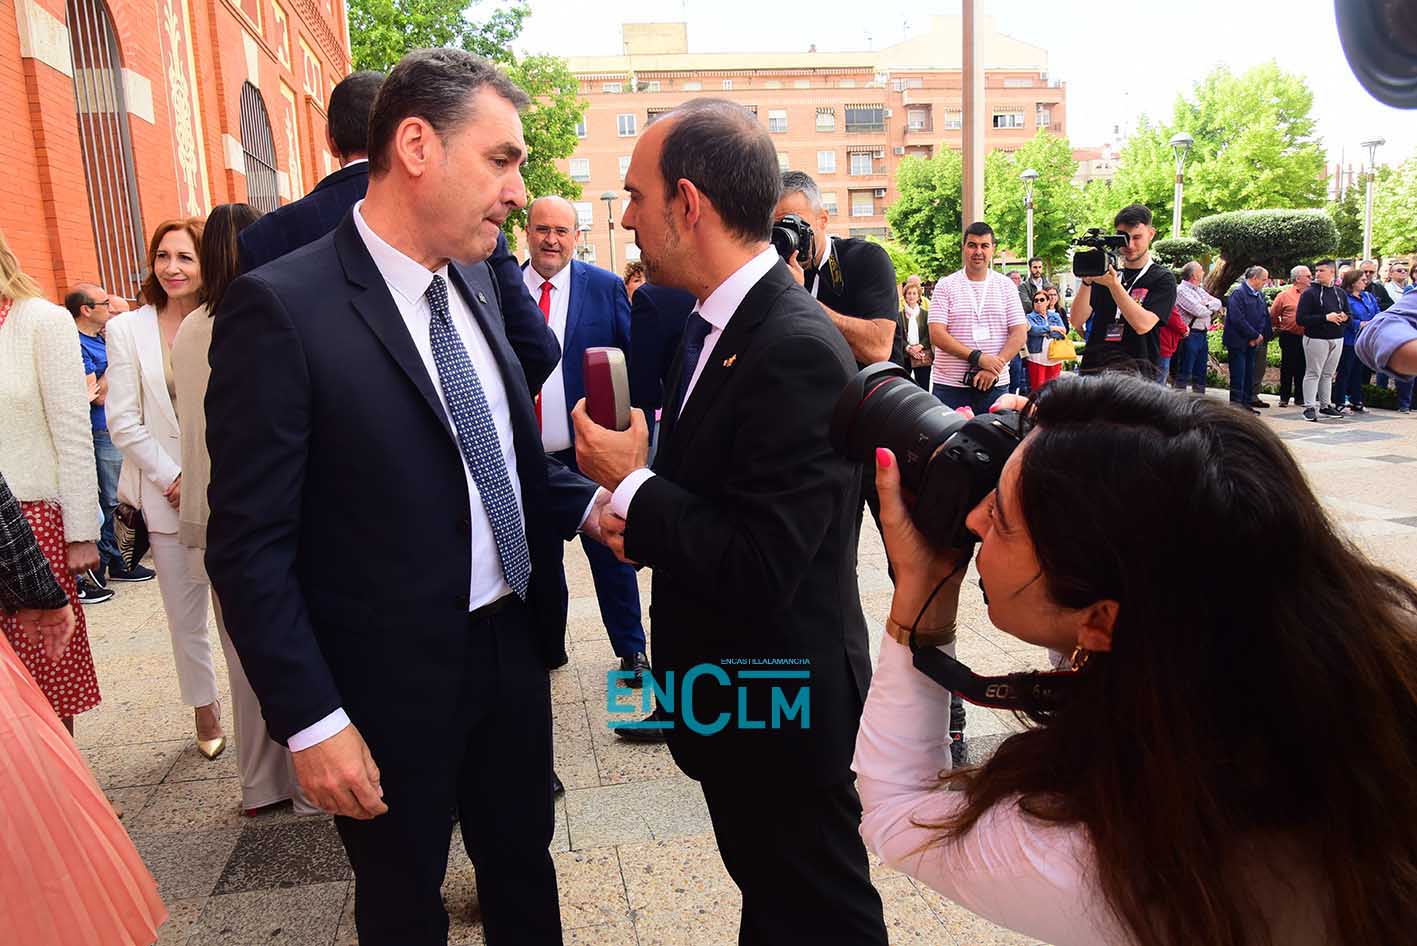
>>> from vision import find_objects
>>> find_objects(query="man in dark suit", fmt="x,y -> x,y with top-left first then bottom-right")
519,195 -> 648,683
573,99 -> 888,945
235,68 -> 559,401
627,282 -> 694,449
205,50 -> 604,946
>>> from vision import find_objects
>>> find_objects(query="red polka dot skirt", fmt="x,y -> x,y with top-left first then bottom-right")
0,501 -> 101,717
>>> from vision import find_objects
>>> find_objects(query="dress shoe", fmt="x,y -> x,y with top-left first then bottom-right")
619,652 -> 651,689
552,771 -> 565,795
195,700 -> 226,760
1249,399 -> 1269,408
615,711 -> 668,743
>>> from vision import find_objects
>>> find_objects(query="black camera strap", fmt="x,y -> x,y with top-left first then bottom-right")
908,641 -> 1082,715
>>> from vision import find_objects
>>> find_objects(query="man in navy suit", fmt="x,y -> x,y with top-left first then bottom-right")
206,50 -> 606,946
519,196 -> 649,682
628,282 -> 695,450
235,68 -> 560,400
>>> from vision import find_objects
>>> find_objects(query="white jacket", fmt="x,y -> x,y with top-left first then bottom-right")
0,296 -> 101,541
104,305 -> 183,535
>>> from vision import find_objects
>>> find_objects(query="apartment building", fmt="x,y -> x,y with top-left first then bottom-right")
557,16 -> 1066,270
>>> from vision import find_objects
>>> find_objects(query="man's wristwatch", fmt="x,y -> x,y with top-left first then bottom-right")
968,349 -> 983,368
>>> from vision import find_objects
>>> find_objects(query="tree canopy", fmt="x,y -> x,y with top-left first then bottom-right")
1190,210 -> 1337,295
982,131 -> 1082,271
1373,153 -> 1417,258
885,148 -> 964,279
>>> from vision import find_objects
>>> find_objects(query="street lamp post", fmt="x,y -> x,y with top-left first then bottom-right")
1169,132 -> 1194,239
1020,168 -> 1039,262
600,191 -> 619,274
1360,137 -> 1385,262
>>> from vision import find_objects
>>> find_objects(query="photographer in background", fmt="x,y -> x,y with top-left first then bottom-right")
853,373 -> 1417,946
1069,204 -> 1177,374
774,172 -> 900,367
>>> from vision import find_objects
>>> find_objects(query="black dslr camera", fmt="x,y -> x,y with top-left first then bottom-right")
831,362 -> 1026,549
1071,228 -> 1129,278
771,213 -> 815,266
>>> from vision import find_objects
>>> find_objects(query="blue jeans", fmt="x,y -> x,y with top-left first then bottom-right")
1227,346 -> 1253,404
1156,356 -> 1172,384
1398,377 -> 1415,410
93,428 -> 122,572
933,382 -> 1005,415
1336,344 -> 1370,406
1007,355 -> 1029,395
1175,330 -> 1209,392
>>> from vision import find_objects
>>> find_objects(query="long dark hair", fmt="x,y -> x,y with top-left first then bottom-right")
934,373 -> 1417,946
199,204 -> 260,315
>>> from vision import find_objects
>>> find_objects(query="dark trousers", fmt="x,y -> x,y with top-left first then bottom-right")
932,381 -> 1005,415
553,449 -> 646,658
1227,346 -> 1253,404
1278,333 -> 1306,403
701,777 -> 887,945
1006,354 -> 1029,395
92,429 -> 122,573
1336,344 -> 1370,407
910,365 -> 931,390
334,601 -> 561,946
1251,341 -> 1267,400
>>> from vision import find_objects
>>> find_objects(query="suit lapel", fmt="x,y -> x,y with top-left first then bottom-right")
336,217 -> 455,441
134,309 -> 178,431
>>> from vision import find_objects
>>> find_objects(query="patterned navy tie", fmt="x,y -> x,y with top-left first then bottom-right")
672,312 -> 713,416
425,274 -> 531,600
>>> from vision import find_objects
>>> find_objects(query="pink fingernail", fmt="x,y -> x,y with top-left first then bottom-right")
876,448 -> 892,469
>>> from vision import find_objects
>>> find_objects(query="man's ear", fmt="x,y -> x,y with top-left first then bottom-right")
677,178 -> 702,229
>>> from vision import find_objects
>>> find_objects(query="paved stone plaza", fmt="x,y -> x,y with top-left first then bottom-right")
76,395 -> 1417,946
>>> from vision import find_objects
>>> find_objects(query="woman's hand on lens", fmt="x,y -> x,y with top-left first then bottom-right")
874,448 -> 968,640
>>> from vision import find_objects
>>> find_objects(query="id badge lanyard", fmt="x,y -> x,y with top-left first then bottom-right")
1106,260 -> 1152,339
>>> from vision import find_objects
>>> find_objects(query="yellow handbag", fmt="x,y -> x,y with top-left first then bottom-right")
1047,337 -> 1079,362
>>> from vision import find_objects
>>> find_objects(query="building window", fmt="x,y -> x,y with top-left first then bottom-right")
837,80 -> 856,88
768,109 -> 787,133
849,152 -> 874,176
992,111 -> 1026,129
1003,77 -> 1032,88
722,79 -> 734,90
683,81 -> 702,91
575,116 -> 587,138
822,191 -> 838,216
851,191 -> 874,217
647,107 -> 672,124
645,80 -> 661,92
1036,104 -> 1053,128
777,152 -> 790,171
573,201 -> 593,230
299,39 -> 321,97
617,113 -> 637,137
816,109 -> 836,132
817,150 -> 836,174
239,82 -> 279,213
844,105 -> 885,133
270,2 -> 290,67
764,80 -> 782,89
793,79 -> 810,89
943,111 -> 962,130
618,155 -> 631,180
602,82 -> 622,93
569,158 -> 590,182
65,0 -> 145,300
907,108 -> 929,131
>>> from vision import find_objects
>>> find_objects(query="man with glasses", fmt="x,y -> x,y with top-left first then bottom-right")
1384,259 -> 1412,300
1361,259 -> 1395,311
64,283 -> 154,601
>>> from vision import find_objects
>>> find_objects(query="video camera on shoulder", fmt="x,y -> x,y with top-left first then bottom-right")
771,214 -> 815,266
1071,228 -> 1129,278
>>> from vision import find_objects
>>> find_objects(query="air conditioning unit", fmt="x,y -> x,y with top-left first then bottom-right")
873,188 -> 888,198
892,146 -> 905,156
883,108 -> 892,118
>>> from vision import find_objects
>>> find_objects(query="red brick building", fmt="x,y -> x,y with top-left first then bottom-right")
2,0 -> 351,301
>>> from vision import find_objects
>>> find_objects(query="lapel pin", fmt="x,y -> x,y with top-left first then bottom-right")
476,290 -> 488,304
722,354 -> 737,367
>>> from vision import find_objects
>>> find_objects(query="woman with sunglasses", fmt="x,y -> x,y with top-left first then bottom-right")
1023,289 -> 1069,390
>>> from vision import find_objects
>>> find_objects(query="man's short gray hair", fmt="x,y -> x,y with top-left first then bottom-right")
1290,265 -> 1311,280
780,170 -> 823,213
1181,261 -> 1203,281
1244,265 -> 1268,281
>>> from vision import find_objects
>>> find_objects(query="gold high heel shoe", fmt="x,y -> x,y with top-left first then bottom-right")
195,700 -> 226,760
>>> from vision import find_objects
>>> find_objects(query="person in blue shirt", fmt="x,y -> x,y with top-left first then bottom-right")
1223,266 -> 1270,413
1336,268 -> 1381,412
63,285 -> 154,590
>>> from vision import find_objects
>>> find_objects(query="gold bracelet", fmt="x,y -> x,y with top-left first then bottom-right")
886,616 -> 957,648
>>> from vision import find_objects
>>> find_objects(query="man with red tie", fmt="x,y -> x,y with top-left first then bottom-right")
521,197 -> 648,685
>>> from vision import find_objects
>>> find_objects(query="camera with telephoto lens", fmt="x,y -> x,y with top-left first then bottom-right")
1071,228 -> 1130,278
831,362 -> 1027,549
771,213 -> 815,267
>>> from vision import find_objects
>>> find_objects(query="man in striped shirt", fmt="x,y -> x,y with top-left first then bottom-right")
927,222 -> 1028,415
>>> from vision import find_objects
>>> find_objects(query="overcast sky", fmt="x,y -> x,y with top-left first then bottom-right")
513,0 -> 1414,172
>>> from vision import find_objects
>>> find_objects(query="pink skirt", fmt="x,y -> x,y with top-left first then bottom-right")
0,631 -> 166,944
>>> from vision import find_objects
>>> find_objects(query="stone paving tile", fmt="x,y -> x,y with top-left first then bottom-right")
554,701 -> 602,791
564,777 -> 712,849
132,828 -> 243,901
213,818 -> 353,894
153,896 -> 208,946
186,880 -> 349,946
81,739 -> 185,789
878,874 -> 954,943
165,741 -> 242,783
129,777 -> 246,833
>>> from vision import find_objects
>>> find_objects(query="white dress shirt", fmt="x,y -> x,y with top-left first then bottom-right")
522,261 -> 572,452
609,246 -> 778,519
288,201 -> 526,751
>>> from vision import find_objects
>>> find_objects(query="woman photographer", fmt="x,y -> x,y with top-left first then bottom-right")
854,372 -> 1417,946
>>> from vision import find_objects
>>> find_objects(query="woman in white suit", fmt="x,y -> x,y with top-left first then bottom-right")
105,217 -> 226,759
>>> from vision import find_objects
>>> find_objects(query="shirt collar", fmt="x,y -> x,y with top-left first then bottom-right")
526,259 -> 572,294
696,247 -> 779,331
352,200 -> 447,307
814,233 -> 833,272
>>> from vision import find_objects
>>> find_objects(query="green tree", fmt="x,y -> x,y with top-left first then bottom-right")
981,131 -> 1081,275
1326,184 -> 1364,259
1151,237 -> 1213,270
886,149 -> 964,278
1373,153 -> 1417,258
1105,121 -> 1174,227
1190,210 -> 1337,296
345,0 -> 586,248
866,236 -> 925,284
348,0 -> 527,72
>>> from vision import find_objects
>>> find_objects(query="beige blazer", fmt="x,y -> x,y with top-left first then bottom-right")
170,304 -> 213,548
105,304 -> 183,535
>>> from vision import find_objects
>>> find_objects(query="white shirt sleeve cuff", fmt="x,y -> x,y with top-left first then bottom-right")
610,468 -> 656,520
577,487 -> 608,533
286,708 -> 351,752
